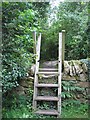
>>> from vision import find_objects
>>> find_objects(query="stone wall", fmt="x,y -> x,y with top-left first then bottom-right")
13,60 -> 89,102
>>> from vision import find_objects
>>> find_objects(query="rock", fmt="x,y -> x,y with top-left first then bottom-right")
14,60 -> 88,102
15,85 -> 25,91
82,63 -> 87,73
12,85 -> 25,95
76,82 -> 89,88
69,65 -> 73,76
62,73 -> 76,80
72,65 -> 76,76
19,77 -> 34,88
16,90 -> 25,95
28,64 -> 35,76
64,61 -> 70,75
79,73 -> 88,81
19,79 -> 28,87
72,60 -> 83,75
41,61 -> 58,68
31,64 -> 36,76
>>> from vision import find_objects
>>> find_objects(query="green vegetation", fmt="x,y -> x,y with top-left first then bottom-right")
2,2 -> 89,119
41,2 -> 88,60
3,104 -> 88,118
2,89 -> 88,118
61,102 -> 88,118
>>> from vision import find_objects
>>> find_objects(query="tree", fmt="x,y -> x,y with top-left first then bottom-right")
41,2 -> 88,60
2,2 -> 40,93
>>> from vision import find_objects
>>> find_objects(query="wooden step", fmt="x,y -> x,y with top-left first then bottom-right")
39,68 -> 58,72
36,84 -> 58,87
35,109 -> 59,115
37,72 -> 59,75
35,96 -> 59,101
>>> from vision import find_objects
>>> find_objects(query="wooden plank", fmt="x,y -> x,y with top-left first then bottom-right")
39,68 -> 58,70
37,72 -> 59,74
35,110 -> 59,115
58,32 -> 62,116
36,33 -> 41,62
38,74 -> 58,79
36,84 -> 58,87
62,30 -> 65,64
35,96 -> 59,101
33,33 -> 41,110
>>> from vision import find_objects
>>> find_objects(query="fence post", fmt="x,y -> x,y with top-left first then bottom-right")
62,30 -> 65,64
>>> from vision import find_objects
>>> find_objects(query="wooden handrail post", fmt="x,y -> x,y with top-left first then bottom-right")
33,33 -> 41,109
62,30 -> 65,64
33,31 -> 36,54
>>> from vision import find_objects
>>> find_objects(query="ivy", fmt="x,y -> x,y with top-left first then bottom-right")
2,2 -> 40,93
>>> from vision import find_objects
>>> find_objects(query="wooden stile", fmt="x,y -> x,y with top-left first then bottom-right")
33,31 -> 64,117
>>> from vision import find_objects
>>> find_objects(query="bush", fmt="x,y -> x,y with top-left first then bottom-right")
2,2 -> 40,93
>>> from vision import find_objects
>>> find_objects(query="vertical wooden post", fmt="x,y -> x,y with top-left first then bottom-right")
33,33 -> 41,110
62,30 -> 65,64
33,31 -> 36,54
58,32 -> 62,117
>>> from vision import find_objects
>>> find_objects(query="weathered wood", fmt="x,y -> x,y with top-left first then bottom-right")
35,110 -> 59,115
39,68 -> 58,72
38,74 -> 58,79
58,32 -> 62,116
62,30 -> 65,64
33,33 -> 41,109
35,96 -> 59,101
33,32 -> 62,117
36,84 -> 58,87
37,72 -> 59,75
39,68 -> 58,70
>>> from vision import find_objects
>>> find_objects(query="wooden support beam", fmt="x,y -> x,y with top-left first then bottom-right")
58,32 -> 62,117
62,30 -> 65,64
33,33 -> 41,110
35,110 -> 59,115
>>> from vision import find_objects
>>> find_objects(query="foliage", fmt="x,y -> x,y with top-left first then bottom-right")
2,2 -> 89,119
61,81 -> 85,99
32,2 -> 50,29
2,2 -> 40,93
2,92 -> 88,118
41,2 -> 88,60
87,2 -> 90,58
2,79 -> 88,118
61,102 -> 88,118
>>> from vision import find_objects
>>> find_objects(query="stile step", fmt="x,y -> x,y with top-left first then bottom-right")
37,72 -> 59,75
36,84 -> 59,87
35,96 -> 59,101
35,109 -> 59,115
39,68 -> 58,71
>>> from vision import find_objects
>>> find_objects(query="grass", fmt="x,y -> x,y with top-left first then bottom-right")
61,103 -> 88,118
2,89 -> 88,119
3,105 -> 35,118
2,102 -> 88,118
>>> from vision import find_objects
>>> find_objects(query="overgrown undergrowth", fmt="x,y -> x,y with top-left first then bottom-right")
2,93 -> 88,118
